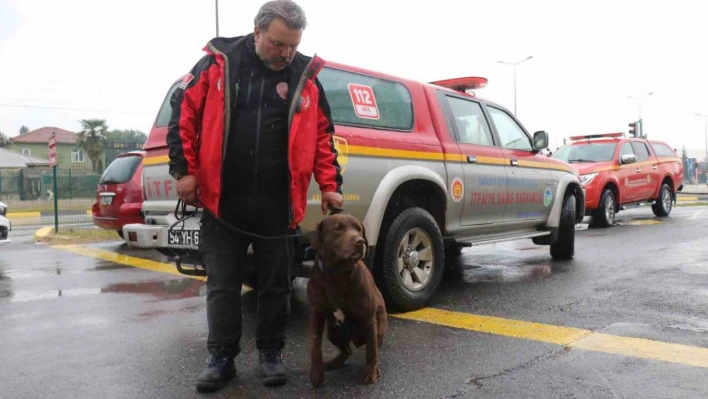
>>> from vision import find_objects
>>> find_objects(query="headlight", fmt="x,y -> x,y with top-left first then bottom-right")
0,205 -> 6,216
579,173 -> 598,185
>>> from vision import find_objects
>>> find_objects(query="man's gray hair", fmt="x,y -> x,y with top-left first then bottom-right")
254,0 -> 307,31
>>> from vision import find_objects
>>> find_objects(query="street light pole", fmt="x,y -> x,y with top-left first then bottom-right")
215,0 -> 220,36
696,113 -> 708,160
498,56 -> 533,116
628,92 -> 653,120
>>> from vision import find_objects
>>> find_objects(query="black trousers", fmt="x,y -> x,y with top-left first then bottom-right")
198,209 -> 293,357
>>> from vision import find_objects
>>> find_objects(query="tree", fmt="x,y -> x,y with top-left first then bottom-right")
681,146 -> 689,182
19,125 -> 29,135
77,119 -> 109,173
106,129 -> 147,144
0,131 -> 10,148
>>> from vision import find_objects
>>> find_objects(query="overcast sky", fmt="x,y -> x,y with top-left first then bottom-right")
1,0 -> 708,159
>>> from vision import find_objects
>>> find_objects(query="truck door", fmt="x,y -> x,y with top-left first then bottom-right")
440,93 -> 508,226
484,105 -> 554,222
632,141 -> 660,200
616,141 -> 638,203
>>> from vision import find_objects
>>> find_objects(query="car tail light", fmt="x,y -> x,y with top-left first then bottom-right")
128,232 -> 137,242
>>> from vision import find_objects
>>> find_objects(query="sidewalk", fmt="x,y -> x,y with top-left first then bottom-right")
680,184 -> 708,195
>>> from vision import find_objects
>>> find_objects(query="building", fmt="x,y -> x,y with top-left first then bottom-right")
7,127 -> 97,171
0,147 -> 51,201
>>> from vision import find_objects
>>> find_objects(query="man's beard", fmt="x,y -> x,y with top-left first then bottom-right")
256,48 -> 290,71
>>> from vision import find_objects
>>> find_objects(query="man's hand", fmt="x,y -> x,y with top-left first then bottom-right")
176,175 -> 199,206
321,191 -> 344,215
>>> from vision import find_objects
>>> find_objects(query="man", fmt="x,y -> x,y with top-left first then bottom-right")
166,0 -> 343,392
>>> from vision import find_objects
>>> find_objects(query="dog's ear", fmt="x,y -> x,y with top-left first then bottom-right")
359,221 -> 369,247
310,220 -> 323,250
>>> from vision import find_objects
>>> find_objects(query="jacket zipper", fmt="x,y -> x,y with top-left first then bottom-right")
254,74 -> 265,177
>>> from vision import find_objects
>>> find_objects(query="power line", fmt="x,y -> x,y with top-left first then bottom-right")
0,103 -> 153,115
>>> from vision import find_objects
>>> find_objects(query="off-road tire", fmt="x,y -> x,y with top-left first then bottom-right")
651,183 -> 673,217
592,188 -> 616,228
377,207 -> 445,312
551,193 -> 576,260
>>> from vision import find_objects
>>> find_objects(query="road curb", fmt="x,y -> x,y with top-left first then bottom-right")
7,211 -> 41,219
677,196 -> 699,202
34,226 -> 55,240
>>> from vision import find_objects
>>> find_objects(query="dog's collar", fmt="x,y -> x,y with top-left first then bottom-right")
317,257 -> 337,276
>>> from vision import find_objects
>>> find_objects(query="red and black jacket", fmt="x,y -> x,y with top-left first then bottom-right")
167,34 -> 343,229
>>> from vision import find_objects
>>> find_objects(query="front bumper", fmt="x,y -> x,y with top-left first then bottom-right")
0,216 -> 10,247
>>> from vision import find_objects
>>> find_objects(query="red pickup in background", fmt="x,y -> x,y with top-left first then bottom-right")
552,133 -> 683,227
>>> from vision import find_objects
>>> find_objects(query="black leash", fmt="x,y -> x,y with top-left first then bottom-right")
168,198 -> 345,240
166,197 -> 345,277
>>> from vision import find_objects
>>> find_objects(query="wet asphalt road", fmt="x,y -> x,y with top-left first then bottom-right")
2,206 -> 708,399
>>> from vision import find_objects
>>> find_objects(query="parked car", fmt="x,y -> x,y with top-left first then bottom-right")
0,201 -> 10,247
92,151 -> 146,238
123,60 -> 585,311
552,133 -> 684,227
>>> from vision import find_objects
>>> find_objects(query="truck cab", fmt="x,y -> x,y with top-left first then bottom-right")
123,60 -> 584,311
552,133 -> 683,226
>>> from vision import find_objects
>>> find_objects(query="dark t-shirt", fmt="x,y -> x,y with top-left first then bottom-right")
220,38 -> 291,228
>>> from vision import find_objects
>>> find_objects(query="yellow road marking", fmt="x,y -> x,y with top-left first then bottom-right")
51,244 -> 255,292
34,226 -> 54,239
393,308 -> 708,369
52,245 -> 708,369
677,196 -> 699,201
7,211 -> 41,218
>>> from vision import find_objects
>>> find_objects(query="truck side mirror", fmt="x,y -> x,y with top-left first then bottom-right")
533,131 -> 549,151
620,154 -> 637,164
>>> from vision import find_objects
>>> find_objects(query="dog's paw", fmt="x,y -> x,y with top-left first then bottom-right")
360,364 -> 380,385
310,367 -> 325,388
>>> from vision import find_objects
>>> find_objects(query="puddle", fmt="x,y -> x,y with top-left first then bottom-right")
0,261 -> 134,280
0,278 -> 207,304
0,287 -> 103,303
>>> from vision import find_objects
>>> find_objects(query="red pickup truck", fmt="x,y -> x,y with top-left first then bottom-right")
552,133 -> 684,227
125,60 -> 585,311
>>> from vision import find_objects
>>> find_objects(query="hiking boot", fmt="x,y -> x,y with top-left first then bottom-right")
259,349 -> 287,387
195,349 -> 236,392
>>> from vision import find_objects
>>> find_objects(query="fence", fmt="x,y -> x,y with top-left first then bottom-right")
0,167 -> 102,231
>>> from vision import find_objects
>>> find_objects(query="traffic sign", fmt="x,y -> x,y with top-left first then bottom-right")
48,131 -> 57,167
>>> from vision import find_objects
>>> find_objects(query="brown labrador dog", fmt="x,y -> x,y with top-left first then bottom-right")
307,213 -> 387,387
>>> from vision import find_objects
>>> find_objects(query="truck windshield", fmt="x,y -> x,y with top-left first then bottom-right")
552,142 -> 617,163
99,155 -> 142,184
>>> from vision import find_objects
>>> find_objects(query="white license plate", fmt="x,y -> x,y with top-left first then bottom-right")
100,196 -> 113,205
167,229 -> 200,246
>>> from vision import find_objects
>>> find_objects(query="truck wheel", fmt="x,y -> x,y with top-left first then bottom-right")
592,188 -> 616,227
651,183 -> 673,217
378,207 -> 445,312
117,230 -> 124,239
551,193 -> 576,260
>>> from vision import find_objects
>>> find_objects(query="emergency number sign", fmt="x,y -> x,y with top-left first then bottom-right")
348,83 -> 379,120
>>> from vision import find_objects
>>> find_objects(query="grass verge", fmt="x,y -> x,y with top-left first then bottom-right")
36,228 -> 122,245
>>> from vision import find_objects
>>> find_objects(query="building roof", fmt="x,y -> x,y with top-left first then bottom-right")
10,127 -> 77,144
0,147 -> 50,168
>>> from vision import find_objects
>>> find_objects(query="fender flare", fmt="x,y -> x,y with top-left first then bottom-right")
546,174 -> 585,227
362,165 -> 448,245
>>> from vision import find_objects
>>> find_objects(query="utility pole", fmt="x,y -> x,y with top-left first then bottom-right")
215,0 -> 220,36
498,56 -> 533,116
696,113 -> 708,160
